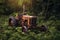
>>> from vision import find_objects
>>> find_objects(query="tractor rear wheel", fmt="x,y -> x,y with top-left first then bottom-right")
9,16 -> 18,27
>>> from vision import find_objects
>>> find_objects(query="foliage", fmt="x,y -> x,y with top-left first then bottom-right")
0,0 -> 60,40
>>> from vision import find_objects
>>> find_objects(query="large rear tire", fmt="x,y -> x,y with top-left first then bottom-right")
9,16 -> 18,27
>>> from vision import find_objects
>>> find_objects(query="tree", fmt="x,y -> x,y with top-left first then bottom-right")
6,0 -> 33,12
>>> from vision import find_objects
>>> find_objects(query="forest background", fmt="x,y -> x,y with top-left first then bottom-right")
0,0 -> 60,40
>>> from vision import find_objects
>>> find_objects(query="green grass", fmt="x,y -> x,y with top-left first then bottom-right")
0,15 -> 60,40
